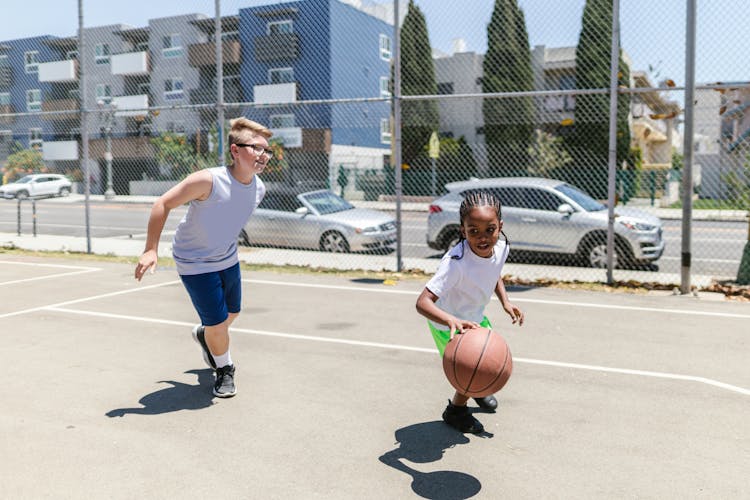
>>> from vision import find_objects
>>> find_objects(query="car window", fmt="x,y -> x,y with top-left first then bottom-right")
17,176 -> 33,184
301,191 -> 353,215
460,187 -> 522,208
519,188 -> 564,211
259,193 -> 303,212
554,183 -> 606,211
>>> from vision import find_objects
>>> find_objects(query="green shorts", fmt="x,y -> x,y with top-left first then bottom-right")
428,316 -> 492,357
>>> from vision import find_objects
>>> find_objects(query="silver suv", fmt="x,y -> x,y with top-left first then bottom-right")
426,177 -> 665,269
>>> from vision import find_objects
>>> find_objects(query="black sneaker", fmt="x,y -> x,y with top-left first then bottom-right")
442,401 -> 483,434
191,325 -> 216,369
474,395 -> 498,412
213,364 -> 236,398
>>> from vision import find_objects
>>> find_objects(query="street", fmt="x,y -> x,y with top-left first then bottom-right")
0,197 -> 746,278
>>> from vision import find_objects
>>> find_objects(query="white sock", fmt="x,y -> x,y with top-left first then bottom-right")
213,350 -> 232,368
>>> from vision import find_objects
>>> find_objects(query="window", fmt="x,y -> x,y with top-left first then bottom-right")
26,89 -> 41,112
0,130 -> 11,144
164,78 -> 184,101
96,84 -> 112,104
268,67 -> 294,84
0,54 -> 9,67
379,34 -> 391,61
437,82 -> 454,95
259,192 -> 302,212
379,76 -> 391,98
269,114 -> 295,128
135,41 -> 149,52
162,34 -> 183,58
380,118 -> 391,144
95,44 -> 110,65
66,50 -> 78,60
267,20 -> 293,35
137,82 -> 151,95
0,92 -> 10,105
24,51 -> 39,73
29,128 -> 43,148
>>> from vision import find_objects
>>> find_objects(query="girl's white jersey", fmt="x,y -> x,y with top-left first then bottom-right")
425,239 -> 509,329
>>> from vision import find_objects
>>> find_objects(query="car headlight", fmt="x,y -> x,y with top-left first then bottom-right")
618,219 -> 656,231
356,226 -> 378,234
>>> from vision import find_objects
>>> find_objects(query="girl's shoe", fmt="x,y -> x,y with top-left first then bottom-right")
473,395 -> 498,411
442,401 -> 483,434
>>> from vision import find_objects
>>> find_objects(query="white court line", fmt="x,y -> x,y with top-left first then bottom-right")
0,280 -> 180,319
244,279 -> 750,320
0,260 -> 100,270
0,269 -> 100,286
44,306 -> 750,397
0,260 -> 101,286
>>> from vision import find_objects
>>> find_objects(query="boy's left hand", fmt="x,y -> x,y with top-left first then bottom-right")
503,302 -> 524,326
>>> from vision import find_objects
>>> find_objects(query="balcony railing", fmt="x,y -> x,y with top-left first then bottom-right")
38,59 -> 78,83
41,98 -> 79,120
188,40 -> 241,67
111,51 -> 149,76
254,33 -> 299,62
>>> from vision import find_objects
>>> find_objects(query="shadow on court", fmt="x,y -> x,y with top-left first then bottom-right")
106,368 -> 215,417
379,421 -> 492,500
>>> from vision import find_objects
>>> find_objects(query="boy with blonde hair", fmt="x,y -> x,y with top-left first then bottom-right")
135,118 -> 274,397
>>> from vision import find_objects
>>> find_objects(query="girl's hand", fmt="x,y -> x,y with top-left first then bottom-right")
503,302 -> 524,326
448,317 -> 482,339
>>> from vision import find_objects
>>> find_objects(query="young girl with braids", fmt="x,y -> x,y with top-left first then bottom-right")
416,190 -> 524,434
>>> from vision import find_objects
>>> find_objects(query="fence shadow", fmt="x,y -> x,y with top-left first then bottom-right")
105,368 -> 214,417
379,420 -> 491,499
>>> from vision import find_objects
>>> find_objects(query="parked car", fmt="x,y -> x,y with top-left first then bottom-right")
0,174 -> 73,199
240,188 -> 397,253
426,177 -> 665,269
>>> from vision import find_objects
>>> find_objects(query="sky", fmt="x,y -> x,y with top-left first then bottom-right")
2,0 -> 747,88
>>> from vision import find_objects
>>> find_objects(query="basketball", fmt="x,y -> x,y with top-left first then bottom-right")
442,327 -> 513,397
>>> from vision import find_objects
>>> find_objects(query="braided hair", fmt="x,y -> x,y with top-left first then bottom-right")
452,190 -> 509,260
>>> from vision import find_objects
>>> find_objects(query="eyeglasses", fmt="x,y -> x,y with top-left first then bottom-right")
235,143 -> 274,159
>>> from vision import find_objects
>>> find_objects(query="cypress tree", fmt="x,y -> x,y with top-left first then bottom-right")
398,0 -> 439,167
482,0 -> 534,175
564,0 -> 631,198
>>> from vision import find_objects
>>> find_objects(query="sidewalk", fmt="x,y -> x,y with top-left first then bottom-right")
41,193 -> 749,221
0,229 -> 723,289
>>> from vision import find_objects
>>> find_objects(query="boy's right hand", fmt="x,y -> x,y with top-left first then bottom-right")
135,250 -> 157,281
448,317 -> 481,340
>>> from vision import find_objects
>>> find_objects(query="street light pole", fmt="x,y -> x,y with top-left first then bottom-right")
99,100 -> 116,200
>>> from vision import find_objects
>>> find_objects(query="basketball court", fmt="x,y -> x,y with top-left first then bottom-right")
1,254 -> 748,499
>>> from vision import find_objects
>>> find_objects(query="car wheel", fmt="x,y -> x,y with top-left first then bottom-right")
15,190 -> 29,200
581,234 -> 634,269
237,229 -> 250,246
58,187 -> 71,197
320,231 -> 350,253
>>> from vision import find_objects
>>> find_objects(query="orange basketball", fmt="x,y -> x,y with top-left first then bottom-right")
442,327 -> 513,397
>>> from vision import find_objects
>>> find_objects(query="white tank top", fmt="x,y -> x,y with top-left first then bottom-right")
172,166 -> 265,275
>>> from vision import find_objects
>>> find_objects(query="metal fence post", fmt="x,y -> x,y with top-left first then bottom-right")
32,199 -> 37,237
215,0 -> 225,163
393,0 -> 403,272
681,0 -> 697,294
17,198 -> 21,236
605,0 -> 621,285
78,0 -> 92,254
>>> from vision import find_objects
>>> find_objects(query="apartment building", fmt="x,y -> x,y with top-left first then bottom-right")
1,0 -> 393,194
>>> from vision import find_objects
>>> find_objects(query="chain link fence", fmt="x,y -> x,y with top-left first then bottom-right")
1,0 -> 748,285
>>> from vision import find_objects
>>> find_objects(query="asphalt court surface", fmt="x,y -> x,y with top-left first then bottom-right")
1,255 -> 748,499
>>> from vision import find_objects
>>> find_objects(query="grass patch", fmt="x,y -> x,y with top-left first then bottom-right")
669,199 -> 748,210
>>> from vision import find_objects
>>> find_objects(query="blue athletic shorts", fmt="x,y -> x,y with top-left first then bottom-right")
179,262 -> 242,326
